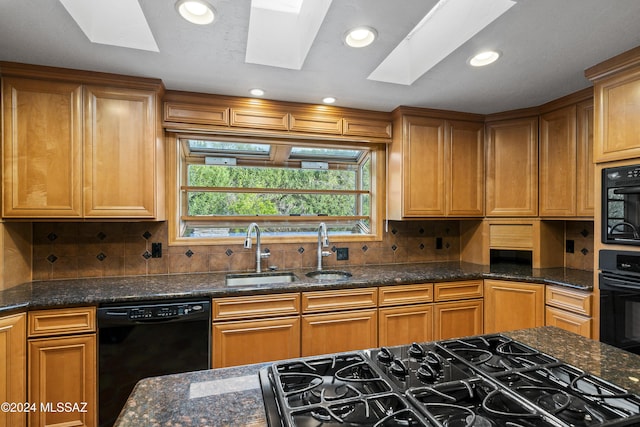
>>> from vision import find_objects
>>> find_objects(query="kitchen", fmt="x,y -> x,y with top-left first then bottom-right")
1,0 -> 640,426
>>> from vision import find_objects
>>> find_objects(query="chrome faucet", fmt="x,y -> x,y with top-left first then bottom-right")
244,223 -> 270,273
316,222 -> 332,270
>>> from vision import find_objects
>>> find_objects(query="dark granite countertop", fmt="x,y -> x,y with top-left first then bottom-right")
114,327 -> 640,427
0,261 -> 593,314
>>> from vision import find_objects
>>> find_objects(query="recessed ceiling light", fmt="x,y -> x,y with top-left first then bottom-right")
176,0 -> 215,25
469,50 -> 501,67
322,97 -> 336,104
344,26 -> 377,48
249,88 -> 265,97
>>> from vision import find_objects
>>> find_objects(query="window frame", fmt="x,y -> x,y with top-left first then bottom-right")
166,133 -> 386,246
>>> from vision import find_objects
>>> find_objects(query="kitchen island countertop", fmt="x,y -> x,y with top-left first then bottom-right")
114,327 -> 640,427
0,261 -> 593,314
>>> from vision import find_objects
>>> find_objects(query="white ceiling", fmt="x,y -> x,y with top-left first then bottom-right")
1,0 -> 639,114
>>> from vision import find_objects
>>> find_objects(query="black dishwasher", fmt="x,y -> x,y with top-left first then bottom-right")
98,299 -> 211,427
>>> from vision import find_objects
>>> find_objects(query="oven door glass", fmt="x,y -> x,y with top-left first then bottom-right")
605,187 -> 640,243
600,275 -> 640,354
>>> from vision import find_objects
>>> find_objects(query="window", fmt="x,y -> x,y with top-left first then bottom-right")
169,136 -> 383,244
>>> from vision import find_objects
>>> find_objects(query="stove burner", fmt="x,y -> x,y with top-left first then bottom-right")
261,336 -> 640,427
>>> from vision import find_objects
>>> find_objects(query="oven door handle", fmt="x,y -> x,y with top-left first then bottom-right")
613,187 -> 640,194
600,275 -> 640,291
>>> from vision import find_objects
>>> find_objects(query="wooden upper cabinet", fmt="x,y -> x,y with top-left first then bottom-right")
539,105 -> 577,217
84,86 -> 159,217
2,77 -> 83,217
576,99 -> 595,216
162,91 -> 392,141
448,120 -> 484,216
585,46 -> 640,163
388,111 -> 484,219
485,117 -> 539,217
404,116 -> 446,216
1,63 -> 164,220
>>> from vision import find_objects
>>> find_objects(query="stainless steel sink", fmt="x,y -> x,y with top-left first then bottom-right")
225,271 -> 297,286
305,270 -> 352,281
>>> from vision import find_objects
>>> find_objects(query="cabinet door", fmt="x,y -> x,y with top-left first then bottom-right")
593,69 -> 640,162
539,106 -> 577,217
0,313 -> 26,427
448,120 -> 484,216
485,117 -> 538,216
433,300 -> 483,340
83,86 -> 157,217
484,280 -> 544,334
545,306 -> 592,338
28,334 -> 96,427
301,309 -> 377,357
378,304 -> 433,347
212,316 -> 300,368
402,116 -> 446,216
576,99 -> 595,217
2,78 -> 82,217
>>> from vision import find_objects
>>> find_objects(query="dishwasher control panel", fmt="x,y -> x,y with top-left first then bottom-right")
98,300 -> 209,325
128,303 -> 204,320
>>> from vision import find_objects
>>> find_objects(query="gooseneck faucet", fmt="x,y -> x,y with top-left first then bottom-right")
317,222 -> 332,271
244,223 -> 270,273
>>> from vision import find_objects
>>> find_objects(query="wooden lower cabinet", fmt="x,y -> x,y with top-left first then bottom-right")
545,285 -> 593,338
212,316 -> 300,368
433,300 -> 483,340
28,335 -> 96,427
545,306 -> 592,338
301,309 -> 377,356
0,313 -> 26,427
378,304 -> 433,347
484,280 -> 544,334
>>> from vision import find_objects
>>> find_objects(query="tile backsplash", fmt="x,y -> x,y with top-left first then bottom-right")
32,220 -> 461,280
564,221 -> 594,271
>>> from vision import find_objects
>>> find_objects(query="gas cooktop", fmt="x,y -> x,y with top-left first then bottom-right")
259,334 -> 640,427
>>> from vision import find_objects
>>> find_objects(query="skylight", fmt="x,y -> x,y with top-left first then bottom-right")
59,0 -> 159,52
245,0 -> 333,70
367,0 -> 515,85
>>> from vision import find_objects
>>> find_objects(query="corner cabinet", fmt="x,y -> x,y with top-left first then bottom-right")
0,312 -> 26,427
485,117 -> 538,217
538,96 -> 594,218
388,109 -> 484,219
484,280 -> 544,334
1,62 -> 164,219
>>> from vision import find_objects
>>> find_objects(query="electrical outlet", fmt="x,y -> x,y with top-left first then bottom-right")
435,237 -> 443,250
151,242 -> 162,258
336,247 -> 349,261
566,239 -> 575,254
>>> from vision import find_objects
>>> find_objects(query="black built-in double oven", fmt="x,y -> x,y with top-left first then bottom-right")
600,165 -> 640,355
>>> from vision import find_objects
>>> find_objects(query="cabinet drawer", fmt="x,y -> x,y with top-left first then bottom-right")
342,117 -> 392,139
230,107 -> 289,130
489,224 -> 533,249
545,286 -> 592,316
302,288 -> 377,313
378,284 -> 433,306
545,306 -> 592,338
164,101 -> 230,126
28,307 -> 96,337
289,111 -> 342,135
212,293 -> 300,321
434,280 -> 483,302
